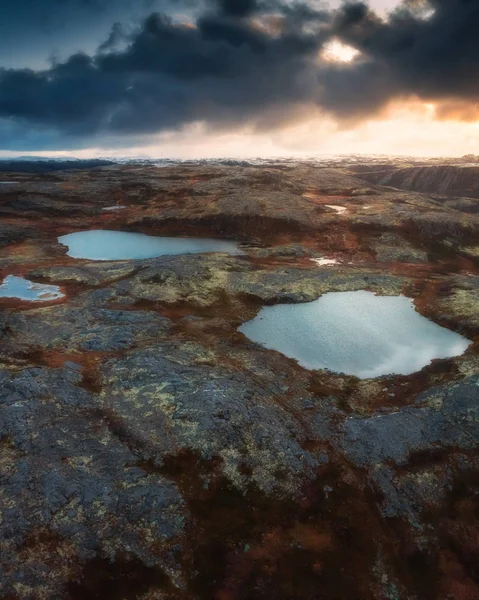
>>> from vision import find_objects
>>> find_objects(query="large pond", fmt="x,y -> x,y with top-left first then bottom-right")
58,230 -> 243,260
239,290 -> 471,378
0,275 -> 64,302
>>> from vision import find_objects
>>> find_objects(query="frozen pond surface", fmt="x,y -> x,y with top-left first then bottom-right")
59,230 -> 243,260
0,275 -> 64,302
239,290 -> 471,378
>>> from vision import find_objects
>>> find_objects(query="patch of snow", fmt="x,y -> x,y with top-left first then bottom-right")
312,258 -> 338,266
325,205 -> 347,214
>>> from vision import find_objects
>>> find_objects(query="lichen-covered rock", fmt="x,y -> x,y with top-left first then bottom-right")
228,267 -> 405,303
28,262 -> 139,286
4,306 -> 172,352
247,244 -> 315,258
100,343 -> 319,496
0,223 -> 43,248
0,365 -> 186,599
373,233 -> 428,263
342,375 -> 479,468
437,275 -> 479,329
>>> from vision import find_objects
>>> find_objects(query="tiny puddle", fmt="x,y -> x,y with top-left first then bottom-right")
102,205 -> 126,211
0,182 -> 19,185
58,230 -> 243,260
239,290 -> 471,378
325,205 -> 347,214
0,275 -> 64,302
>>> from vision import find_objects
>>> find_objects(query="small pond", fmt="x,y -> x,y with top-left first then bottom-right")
238,290 -> 471,378
0,275 -> 64,302
58,230 -> 243,260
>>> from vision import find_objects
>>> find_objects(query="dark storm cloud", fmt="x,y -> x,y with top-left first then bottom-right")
320,0 -> 479,119
216,0 -> 259,17
0,0 -> 324,145
0,0 -> 478,149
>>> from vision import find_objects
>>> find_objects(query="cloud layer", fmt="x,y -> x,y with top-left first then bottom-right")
0,0 -> 477,149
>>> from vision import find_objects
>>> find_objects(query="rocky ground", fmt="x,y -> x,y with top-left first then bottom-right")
0,162 -> 478,599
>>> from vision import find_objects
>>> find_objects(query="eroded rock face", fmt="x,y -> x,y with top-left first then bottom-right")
358,164 -> 479,199
0,163 -> 478,599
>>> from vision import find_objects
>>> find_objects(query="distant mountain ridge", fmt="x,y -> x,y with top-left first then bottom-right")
1,154 -> 478,174
0,158 -> 116,173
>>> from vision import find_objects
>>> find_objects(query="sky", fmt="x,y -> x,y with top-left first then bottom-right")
0,0 -> 478,158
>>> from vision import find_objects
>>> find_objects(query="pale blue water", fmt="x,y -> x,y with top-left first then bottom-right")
239,290 -> 471,378
0,275 -> 64,302
59,230 -> 243,260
